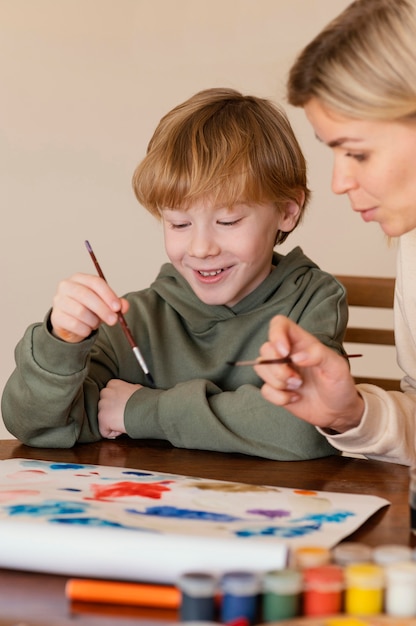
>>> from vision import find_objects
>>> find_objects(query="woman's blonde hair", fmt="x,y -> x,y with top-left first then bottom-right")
287,0 -> 416,120
133,88 -> 309,244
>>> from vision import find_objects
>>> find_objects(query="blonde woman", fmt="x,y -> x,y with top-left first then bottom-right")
256,0 -> 416,465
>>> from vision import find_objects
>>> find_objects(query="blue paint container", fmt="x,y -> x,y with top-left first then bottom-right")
220,571 -> 260,625
178,572 -> 217,622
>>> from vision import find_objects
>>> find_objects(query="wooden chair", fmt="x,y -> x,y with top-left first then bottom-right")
334,275 -> 401,391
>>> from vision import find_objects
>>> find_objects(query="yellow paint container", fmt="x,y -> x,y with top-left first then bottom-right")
344,562 -> 384,616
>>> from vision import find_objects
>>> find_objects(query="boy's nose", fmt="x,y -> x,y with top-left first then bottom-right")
188,230 -> 220,257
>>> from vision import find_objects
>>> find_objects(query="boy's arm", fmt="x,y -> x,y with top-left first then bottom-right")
123,380 -> 337,460
1,318 -> 105,447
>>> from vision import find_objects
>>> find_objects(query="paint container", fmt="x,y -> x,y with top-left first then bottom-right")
332,542 -> 373,566
220,571 -> 260,625
292,545 -> 331,569
409,465 -> 416,535
384,560 -> 416,617
262,568 -> 302,621
372,543 -> 412,566
178,572 -> 218,622
344,562 -> 384,616
302,564 -> 344,617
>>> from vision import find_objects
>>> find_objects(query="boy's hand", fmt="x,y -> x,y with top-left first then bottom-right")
50,273 -> 129,343
254,315 -> 364,433
98,379 -> 142,439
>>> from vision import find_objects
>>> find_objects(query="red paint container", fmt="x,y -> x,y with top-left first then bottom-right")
302,564 -> 344,617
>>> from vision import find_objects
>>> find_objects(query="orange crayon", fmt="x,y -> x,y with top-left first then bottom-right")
65,578 -> 181,609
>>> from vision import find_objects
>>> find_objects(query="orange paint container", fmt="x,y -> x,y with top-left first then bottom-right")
302,564 -> 344,617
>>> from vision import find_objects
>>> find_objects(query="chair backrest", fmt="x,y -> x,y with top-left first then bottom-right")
334,275 -> 401,391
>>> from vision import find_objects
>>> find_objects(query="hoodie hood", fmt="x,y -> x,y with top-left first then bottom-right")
149,247 -> 320,333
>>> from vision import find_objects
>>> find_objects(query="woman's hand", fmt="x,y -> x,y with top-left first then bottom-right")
254,315 -> 365,433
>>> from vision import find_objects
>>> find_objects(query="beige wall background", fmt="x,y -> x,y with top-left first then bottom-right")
0,0 -> 399,440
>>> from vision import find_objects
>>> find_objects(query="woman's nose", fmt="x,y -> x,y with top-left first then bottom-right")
331,160 -> 358,195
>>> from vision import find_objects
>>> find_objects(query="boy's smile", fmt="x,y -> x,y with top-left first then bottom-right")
162,199 -> 299,307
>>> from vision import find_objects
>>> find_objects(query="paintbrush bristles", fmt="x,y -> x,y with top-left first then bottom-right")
84,240 -> 155,386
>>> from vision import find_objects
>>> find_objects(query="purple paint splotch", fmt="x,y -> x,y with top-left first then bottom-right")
247,509 -> 291,519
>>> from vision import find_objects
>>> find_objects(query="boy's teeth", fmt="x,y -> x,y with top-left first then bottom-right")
199,269 -> 222,277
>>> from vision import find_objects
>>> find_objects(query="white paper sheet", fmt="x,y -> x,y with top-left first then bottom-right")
0,458 -> 389,583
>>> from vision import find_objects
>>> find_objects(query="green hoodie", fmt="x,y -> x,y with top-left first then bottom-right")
2,247 -> 347,459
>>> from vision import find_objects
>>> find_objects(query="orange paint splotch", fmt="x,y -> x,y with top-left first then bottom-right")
293,489 -> 318,496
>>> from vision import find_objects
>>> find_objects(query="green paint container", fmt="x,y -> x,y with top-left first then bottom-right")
262,568 -> 302,621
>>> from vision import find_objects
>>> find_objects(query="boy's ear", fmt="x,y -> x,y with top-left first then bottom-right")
280,192 -> 305,231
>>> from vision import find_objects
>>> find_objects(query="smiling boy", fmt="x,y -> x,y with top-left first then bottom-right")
2,88 -> 348,459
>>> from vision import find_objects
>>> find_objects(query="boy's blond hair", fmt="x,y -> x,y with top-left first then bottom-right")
287,0 -> 416,121
133,88 -> 309,244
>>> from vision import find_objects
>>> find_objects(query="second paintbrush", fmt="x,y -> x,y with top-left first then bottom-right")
84,240 -> 155,387
228,354 -> 362,366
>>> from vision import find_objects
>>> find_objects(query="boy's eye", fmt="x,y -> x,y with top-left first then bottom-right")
218,218 -> 241,226
170,222 -> 190,229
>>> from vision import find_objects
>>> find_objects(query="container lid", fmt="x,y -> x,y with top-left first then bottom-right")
332,542 -> 373,566
178,572 -> 218,598
293,545 -> 331,568
221,571 -> 261,596
344,563 -> 384,588
263,568 -> 303,594
372,544 -> 412,566
385,561 -> 416,584
303,564 -> 344,592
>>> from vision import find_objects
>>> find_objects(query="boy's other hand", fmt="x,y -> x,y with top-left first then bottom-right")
98,379 -> 142,439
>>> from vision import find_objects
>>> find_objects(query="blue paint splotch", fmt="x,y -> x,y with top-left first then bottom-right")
127,505 -> 241,522
234,510 -> 355,538
292,511 -> 355,524
50,463 -> 91,471
236,522 -> 322,538
121,471 -> 154,478
5,500 -> 90,517
20,460 -> 95,472
50,517 -> 134,528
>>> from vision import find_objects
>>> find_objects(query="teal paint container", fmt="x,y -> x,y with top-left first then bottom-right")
262,568 -> 302,621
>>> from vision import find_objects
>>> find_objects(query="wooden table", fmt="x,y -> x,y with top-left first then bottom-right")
0,437 -> 413,625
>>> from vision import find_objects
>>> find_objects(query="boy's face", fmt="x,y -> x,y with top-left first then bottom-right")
162,199 -> 299,307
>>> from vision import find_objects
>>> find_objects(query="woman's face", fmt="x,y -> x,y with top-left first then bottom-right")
304,98 -> 416,237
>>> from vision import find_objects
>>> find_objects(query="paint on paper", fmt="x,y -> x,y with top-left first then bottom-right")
0,458 -> 388,548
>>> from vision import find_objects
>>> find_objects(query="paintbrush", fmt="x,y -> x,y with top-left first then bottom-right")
227,354 -> 362,366
84,240 -> 155,387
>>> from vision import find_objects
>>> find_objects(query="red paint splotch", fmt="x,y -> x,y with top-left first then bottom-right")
87,480 -> 173,501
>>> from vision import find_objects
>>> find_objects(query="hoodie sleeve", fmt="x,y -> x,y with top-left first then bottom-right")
124,379 -> 337,460
1,317 -> 109,447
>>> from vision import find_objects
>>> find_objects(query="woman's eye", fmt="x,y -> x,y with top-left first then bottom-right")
346,152 -> 367,162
